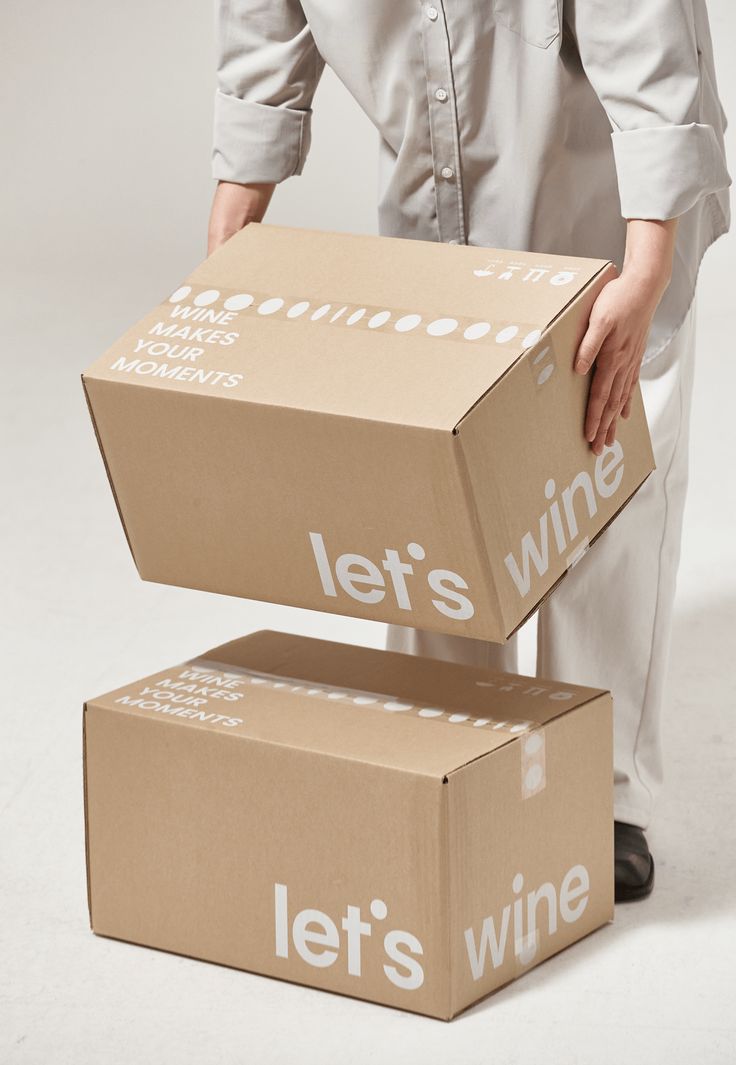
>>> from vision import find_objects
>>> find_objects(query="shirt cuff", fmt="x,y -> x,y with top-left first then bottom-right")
212,90 -> 312,184
611,122 -> 732,220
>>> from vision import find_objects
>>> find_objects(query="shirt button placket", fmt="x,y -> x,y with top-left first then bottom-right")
420,3 -> 466,246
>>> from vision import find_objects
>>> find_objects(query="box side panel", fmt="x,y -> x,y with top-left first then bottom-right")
448,435 -> 506,643
458,265 -> 654,636
85,705 -> 450,1018
82,705 -> 93,928
81,376 -> 140,571
83,378 -> 500,639
448,694 -> 614,1015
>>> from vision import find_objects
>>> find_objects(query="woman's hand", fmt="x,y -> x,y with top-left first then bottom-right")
207,180 -> 276,256
574,218 -> 678,455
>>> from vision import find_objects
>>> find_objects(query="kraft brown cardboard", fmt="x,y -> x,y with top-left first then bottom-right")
84,630 -> 614,1020
82,224 -> 654,641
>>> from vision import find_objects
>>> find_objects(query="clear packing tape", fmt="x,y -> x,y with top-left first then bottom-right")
190,656 -> 549,799
166,283 -> 547,351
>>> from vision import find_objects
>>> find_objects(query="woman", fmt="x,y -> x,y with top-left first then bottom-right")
207,0 -> 731,901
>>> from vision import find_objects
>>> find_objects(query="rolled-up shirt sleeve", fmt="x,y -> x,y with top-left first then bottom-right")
566,0 -> 731,220
213,0 -> 325,184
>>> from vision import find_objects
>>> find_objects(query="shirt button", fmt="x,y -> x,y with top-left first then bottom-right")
435,88 -> 448,102
426,5 -> 439,20
440,166 -> 454,180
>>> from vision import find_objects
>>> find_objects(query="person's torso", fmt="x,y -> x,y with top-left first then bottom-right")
300,0 -> 729,358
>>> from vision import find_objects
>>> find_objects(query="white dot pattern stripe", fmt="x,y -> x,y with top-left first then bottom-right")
427,317 -> 458,336
537,364 -> 555,385
520,727 -> 547,799
495,325 -> 519,343
187,659 -> 572,741
193,289 -> 220,307
170,287 -> 544,349
524,733 -> 544,755
525,764 -> 544,791
223,293 -> 254,311
257,297 -> 284,315
463,321 -> 491,340
395,313 -> 422,332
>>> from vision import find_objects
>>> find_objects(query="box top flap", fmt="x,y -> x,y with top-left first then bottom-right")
87,630 -> 607,779
82,224 -> 611,430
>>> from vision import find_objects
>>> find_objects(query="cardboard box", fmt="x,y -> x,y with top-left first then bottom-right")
82,224 -> 654,642
84,629 -> 614,1020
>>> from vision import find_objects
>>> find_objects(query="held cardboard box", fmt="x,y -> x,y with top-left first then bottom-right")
82,224 -> 654,642
84,629 -> 614,1020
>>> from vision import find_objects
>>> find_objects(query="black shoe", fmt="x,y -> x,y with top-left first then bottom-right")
614,821 -> 655,902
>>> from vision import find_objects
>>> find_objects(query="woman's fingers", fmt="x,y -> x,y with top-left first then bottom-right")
584,354 -> 619,444
574,314 -> 610,376
591,366 -> 629,454
621,365 -> 640,419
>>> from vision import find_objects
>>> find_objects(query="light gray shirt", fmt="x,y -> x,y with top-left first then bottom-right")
212,0 -> 731,363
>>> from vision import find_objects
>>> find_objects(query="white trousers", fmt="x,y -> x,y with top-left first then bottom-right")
386,296 -> 698,830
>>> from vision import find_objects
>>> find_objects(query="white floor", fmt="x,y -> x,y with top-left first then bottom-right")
2,257 -> 734,1065
2,3 -> 736,1058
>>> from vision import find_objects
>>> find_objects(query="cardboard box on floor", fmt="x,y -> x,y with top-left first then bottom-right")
82,224 -> 654,642
84,630 -> 614,1020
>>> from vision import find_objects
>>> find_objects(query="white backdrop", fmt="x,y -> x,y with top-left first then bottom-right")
1,3 -> 734,1062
